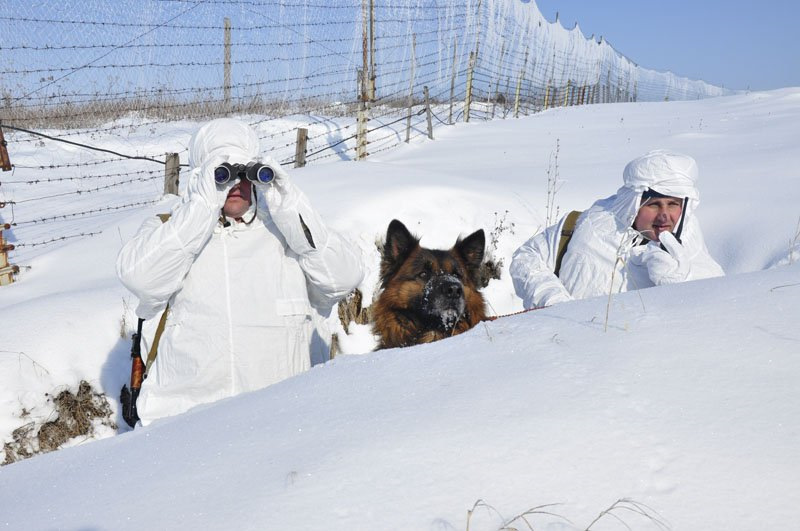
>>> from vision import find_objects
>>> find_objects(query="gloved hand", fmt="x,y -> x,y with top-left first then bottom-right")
187,154 -> 231,211
254,156 -> 328,254
257,156 -> 295,208
641,231 -> 691,285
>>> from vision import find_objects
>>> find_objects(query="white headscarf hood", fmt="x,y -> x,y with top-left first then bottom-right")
604,150 -> 701,233
188,118 -> 261,169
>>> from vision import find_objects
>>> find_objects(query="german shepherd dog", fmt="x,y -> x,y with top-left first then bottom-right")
373,219 -> 487,349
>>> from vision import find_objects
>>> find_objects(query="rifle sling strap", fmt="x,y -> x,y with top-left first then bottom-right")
143,212 -> 173,376
145,306 -> 169,376
554,210 -> 582,278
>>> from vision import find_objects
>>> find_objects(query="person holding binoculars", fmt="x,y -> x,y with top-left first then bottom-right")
116,118 -> 364,426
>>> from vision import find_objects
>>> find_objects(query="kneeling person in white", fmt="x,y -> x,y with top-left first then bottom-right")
510,150 -> 724,309
117,118 -> 364,425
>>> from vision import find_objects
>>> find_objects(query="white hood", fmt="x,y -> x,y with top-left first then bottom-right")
510,150 -> 723,309
605,150 -> 701,235
188,118 -> 261,168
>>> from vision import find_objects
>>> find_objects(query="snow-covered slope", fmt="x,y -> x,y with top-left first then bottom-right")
1,88 -> 799,530
2,261 -> 799,530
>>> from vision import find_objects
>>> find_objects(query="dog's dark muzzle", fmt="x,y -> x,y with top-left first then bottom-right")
423,274 -> 466,330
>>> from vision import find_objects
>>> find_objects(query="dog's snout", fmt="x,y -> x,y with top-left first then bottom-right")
441,280 -> 463,299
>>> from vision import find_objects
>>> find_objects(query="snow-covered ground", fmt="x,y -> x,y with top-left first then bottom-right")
1,88 -> 799,530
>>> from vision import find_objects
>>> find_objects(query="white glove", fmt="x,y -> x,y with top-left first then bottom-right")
187,154 -> 231,211
257,156 -> 295,208
641,231 -> 691,285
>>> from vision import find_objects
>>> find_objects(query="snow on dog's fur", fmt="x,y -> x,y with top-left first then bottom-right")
373,220 -> 487,349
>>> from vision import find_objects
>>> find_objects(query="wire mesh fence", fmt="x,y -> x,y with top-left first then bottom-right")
0,0 -> 732,273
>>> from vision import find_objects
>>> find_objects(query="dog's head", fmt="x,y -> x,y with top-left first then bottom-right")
379,219 -> 485,332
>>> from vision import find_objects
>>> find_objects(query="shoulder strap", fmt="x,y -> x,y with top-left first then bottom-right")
144,213 -> 172,376
554,210 -> 582,278
145,307 -> 169,375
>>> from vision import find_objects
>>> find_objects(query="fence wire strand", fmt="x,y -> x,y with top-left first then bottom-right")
0,0 -> 729,266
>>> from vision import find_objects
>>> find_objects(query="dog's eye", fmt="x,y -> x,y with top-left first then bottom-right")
417,271 -> 429,281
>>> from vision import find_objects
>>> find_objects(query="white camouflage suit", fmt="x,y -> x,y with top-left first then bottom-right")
510,150 -> 724,309
117,119 -> 364,425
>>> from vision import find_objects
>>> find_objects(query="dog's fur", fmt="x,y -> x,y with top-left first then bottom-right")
373,219 -> 487,349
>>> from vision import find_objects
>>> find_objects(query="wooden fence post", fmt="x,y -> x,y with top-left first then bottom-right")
361,0 -> 369,103
0,125 -> 14,285
514,47 -> 528,119
424,86 -> 433,140
448,39 -> 457,125
503,76 -> 511,118
464,51 -> 476,122
0,224 -> 17,286
356,108 -> 367,160
405,33 -> 417,143
563,79 -> 571,107
368,0 -> 376,101
294,128 -> 308,168
0,125 -> 11,171
491,43 -> 506,119
224,17 -> 231,113
544,82 -> 551,110
164,153 -> 180,195
356,67 -> 369,160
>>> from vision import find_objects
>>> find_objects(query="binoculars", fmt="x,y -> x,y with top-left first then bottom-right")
214,161 -> 275,185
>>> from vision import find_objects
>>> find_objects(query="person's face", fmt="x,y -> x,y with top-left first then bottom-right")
221,179 -> 253,219
633,196 -> 683,241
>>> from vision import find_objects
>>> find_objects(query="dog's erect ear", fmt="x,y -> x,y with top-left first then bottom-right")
455,229 -> 485,275
384,219 -> 419,265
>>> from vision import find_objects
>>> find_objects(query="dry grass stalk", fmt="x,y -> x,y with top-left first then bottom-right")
465,496 -> 668,531
337,288 -> 372,335
2,380 -> 116,466
545,138 -> 563,227
790,215 -> 800,265
584,498 -> 670,530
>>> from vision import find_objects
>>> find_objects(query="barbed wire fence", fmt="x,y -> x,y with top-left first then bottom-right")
0,0 -> 731,280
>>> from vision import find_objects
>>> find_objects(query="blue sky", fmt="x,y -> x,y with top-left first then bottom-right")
528,0 -> 800,91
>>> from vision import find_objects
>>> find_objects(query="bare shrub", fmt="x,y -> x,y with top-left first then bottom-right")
479,210 -> 516,289
337,288 -> 372,334
2,380 -> 116,466
2,422 -> 37,465
545,138 -> 564,226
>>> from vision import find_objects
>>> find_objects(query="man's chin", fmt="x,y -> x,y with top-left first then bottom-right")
223,199 -> 251,218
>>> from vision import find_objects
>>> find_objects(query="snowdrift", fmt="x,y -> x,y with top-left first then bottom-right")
1,88 -> 799,529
